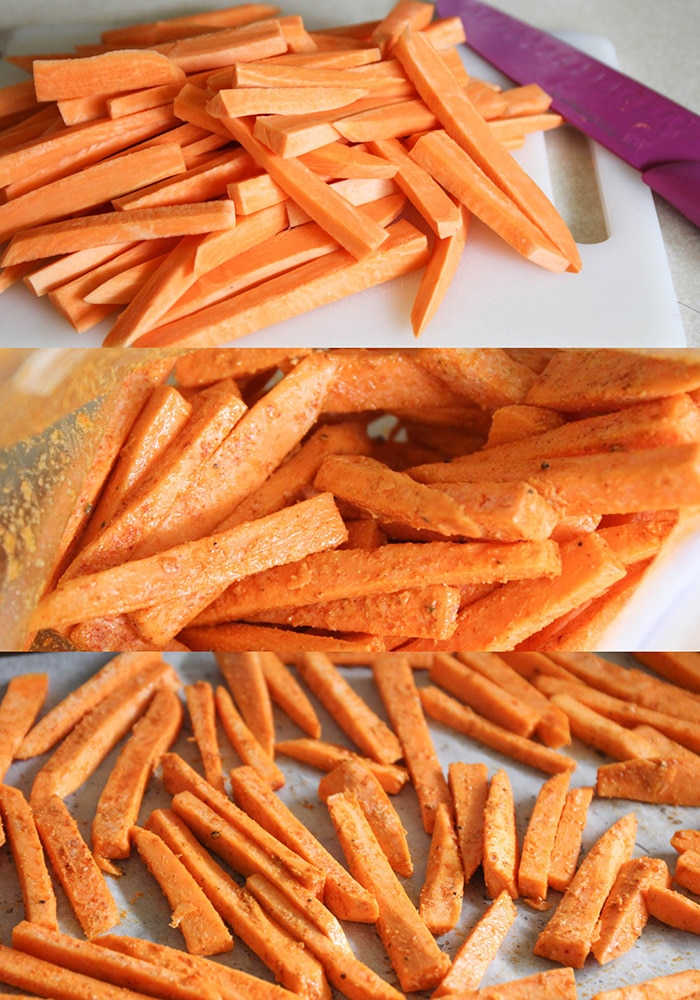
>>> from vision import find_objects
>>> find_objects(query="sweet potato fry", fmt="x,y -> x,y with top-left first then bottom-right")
142,807 -> 331,1000
195,538 -> 560,626
295,652 -> 402,764
675,850 -> 700,895
0,673 -> 48,779
33,794 -> 120,939
257,651 -> 321,738
456,651 -> 570,748
326,790 -> 451,992
31,493 -> 347,637
518,771 -> 570,904
0,784 -> 57,929
0,940 -> 167,1000
30,659 -> 178,803
547,785 -> 594,893
534,812 -> 638,968
591,857 -> 671,964
229,763 -> 378,923
17,651 -> 162,759
525,348 -> 700,412
671,829 -> 700,855
483,768 -> 519,900
11,920 -> 219,1000
645,885 -> 700,935
215,685 -> 285,789
274,738 -> 409,794
633,652 -> 700,695
95,932 -> 291,1000
372,652 -> 451,831
591,970 -> 700,1000
246,873 -> 403,1000
130,824 -> 234,956
430,652 -> 540,737
432,890 -> 517,995
550,692 -> 661,761
171,789 -> 325,904
419,685 -> 576,775
91,685 -> 183,873
215,652 -> 275,758
317,757 -> 412,877
419,801 -> 464,934
448,967 -> 578,1000
596,757 -> 700,806
544,652 -> 700,727
184,680 -> 225,794
448,760 -> 488,884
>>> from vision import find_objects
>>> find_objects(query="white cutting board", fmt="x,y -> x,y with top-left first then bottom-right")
0,24 -> 686,347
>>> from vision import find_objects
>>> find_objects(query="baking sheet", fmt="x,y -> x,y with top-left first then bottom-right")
0,18 -> 686,348
0,651 -> 698,998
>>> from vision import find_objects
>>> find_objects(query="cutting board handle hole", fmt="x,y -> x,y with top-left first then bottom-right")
544,124 -> 609,244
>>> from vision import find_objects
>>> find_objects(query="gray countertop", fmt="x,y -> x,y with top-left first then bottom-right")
0,0 -> 698,344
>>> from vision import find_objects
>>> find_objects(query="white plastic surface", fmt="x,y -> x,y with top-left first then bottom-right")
0,25 -> 686,347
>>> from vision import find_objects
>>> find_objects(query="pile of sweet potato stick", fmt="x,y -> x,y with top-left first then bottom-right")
22,346 -> 700,653
0,1 -> 579,346
0,649 -> 699,1000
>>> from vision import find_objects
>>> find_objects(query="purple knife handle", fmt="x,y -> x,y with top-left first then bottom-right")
642,161 -> 700,228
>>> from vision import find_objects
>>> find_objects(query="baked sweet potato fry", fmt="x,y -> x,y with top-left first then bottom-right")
591,857 -> 671,965
216,652 -> 275,758
547,785 -> 594,894
596,757 -> 700,806
419,801 -> 464,934
295,652 -> 402,764
517,771 -> 570,904
17,652 -> 163,759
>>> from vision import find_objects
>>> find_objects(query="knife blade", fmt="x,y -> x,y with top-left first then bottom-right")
436,0 -> 700,227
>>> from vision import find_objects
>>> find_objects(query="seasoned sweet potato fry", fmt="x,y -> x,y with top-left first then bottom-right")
91,685 -> 183,873
0,784 -> 57,929
534,812 -> 638,968
317,757 -> 413,877
482,768 -> 519,900
216,652 -> 275,758
432,890 -> 517,995
419,801 -> 464,934
95,933 -> 292,1000
518,771 -> 570,904
596,757 -> 700,806
0,673 -> 48,779
229,763 -> 377,923
372,652 -> 451,832
547,785 -> 594,893
17,652 -> 163,759
295,653 -> 402,764
143,807 -> 331,1000
33,794 -> 120,939
274,738 -> 409,794
11,920 -> 219,1000
591,857 -> 671,964
326,790 -> 451,992
215,685 -> 285,789
184,680 -> 225,794
130,824 -> 234,956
